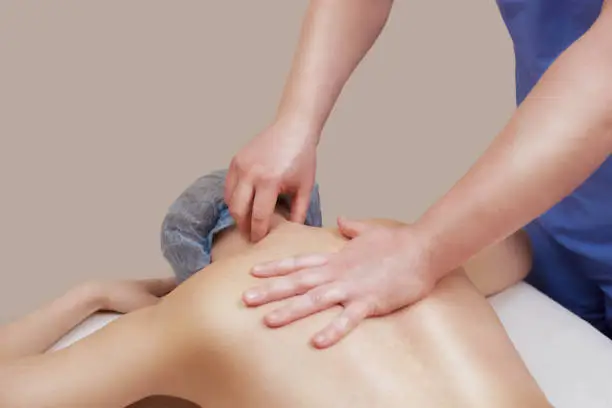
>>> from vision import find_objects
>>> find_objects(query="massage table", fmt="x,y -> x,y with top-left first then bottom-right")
51,281 -> 612,408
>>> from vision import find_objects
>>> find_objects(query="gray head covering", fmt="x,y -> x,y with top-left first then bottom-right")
160,169 -> 322,283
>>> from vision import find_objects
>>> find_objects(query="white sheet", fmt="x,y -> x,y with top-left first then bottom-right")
490,282 -> 612,408
50,312 -> 121,352
51,282 -> 612,407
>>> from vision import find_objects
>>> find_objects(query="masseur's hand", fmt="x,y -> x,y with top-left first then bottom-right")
225,117 -> 318,242
242,218 -> 441,349
83,277 -> 177,314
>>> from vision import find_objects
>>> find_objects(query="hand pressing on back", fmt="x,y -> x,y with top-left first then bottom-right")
242,217 -> 443,349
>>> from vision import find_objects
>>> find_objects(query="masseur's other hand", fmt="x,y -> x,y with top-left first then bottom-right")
225,117 -> 318,242
82,277 -> 177,314
242,218 -> 440,349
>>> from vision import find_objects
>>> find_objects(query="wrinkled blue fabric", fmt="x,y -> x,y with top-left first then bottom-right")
497,0 -> 612,336
160,169 -> 322,283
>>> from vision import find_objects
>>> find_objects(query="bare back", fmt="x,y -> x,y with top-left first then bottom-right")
158,222 -> 550,408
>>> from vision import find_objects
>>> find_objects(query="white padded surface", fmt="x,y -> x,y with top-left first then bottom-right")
490,282 -> 612,408
51,282 -> 612,407
50,312 -> 121,352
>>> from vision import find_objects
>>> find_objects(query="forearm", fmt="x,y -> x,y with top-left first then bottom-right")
276,0 -> 393,137
413,8 -> 612,278
0,284 -> 102,361
0,307 -> 165,408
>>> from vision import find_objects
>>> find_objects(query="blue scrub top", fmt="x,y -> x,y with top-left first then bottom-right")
496,0 -> 612,332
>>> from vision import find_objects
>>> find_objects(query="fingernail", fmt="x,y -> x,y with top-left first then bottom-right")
243,290 -> 262,303
251,264 -> 267,274
313,334 -> 327,347
266,312 -> 281,325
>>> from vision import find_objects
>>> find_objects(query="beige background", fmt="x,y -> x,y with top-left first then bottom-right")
0,1 -> 515,323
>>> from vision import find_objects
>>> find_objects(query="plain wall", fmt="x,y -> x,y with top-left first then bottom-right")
0,1 -> 515,322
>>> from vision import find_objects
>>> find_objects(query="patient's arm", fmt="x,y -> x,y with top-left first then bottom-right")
0,306 -> 182,408
0,278 -> 175,362
0,278 -> 183,408
0,284 -> 103,362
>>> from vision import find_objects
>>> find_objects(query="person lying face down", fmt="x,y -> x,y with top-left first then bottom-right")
0,169 -> 549,408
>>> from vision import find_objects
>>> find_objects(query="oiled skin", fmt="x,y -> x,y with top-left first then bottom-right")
0,219 -> 549,408
159,221 -> 549,408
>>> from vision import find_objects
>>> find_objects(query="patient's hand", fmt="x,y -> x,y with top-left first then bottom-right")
86,277 -> 177,314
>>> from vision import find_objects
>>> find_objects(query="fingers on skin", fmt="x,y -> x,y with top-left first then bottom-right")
242,267 -> 331,306
251,182 -> 279,242
229,182 -> 255,234
337,217 -> 369,239
312,301 -> 371,349
264,284 -> 348,328
251,253 -> 329,277
290,186 -> 312,224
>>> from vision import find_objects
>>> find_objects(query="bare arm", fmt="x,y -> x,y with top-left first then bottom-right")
0,277 -> 176,362
225,0 -> 394,240
0,285 -> 102,361
235,2 -> 612,349
358,218 -> 532,296
276,0 -> 394,136
414,3 -> 612,278
0,307 -> 172,408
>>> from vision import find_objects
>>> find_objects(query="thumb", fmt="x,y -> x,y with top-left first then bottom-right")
337,217 -> 371,239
